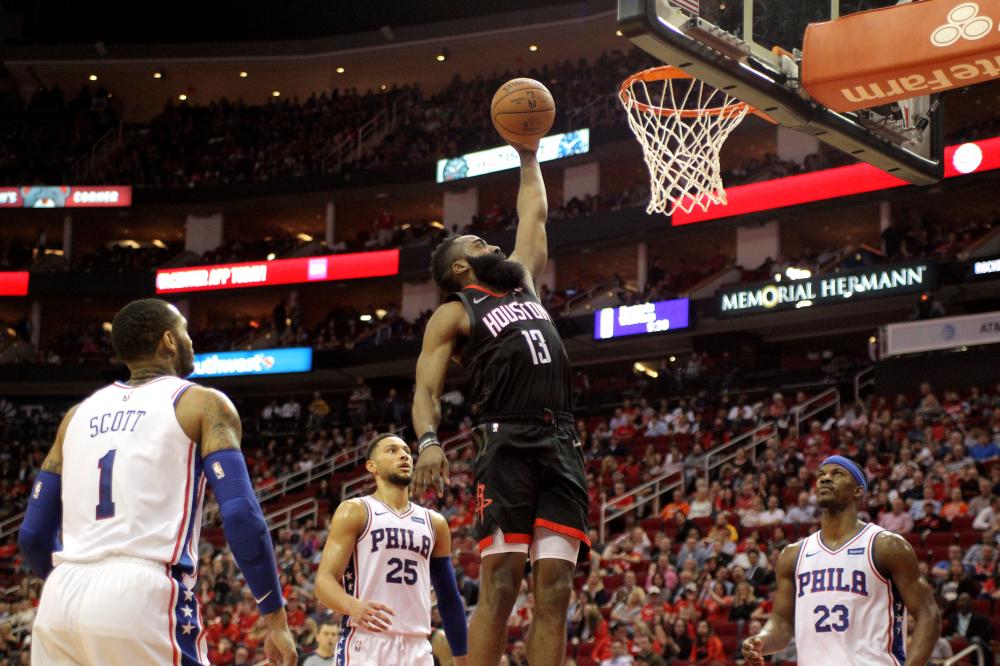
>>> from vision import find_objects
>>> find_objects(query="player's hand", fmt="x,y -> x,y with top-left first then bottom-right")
742,635 -> 766,665
349,599 -> 395,632
263,626 -> 297,665
412,445 -> 449,497
514,142 -> 539,155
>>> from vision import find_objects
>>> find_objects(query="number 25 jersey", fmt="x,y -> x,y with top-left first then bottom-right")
450,284 -> 573,417
345,497 -> 436,636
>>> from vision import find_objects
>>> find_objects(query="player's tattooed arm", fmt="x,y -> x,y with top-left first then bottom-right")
509,150 -> 548,292
176,386 -> 242,456
874,532 -> 941,666
743,542 -> 799,663
40,404 -> 79,475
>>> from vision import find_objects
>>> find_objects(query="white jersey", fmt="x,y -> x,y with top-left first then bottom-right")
794,522 -> 906,666
56,376 -> 205,578
343,496 -> 436,638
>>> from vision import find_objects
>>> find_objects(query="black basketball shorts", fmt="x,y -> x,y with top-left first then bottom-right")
470,418 -> 591,562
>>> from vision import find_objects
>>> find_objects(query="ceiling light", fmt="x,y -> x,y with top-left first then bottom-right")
272,90 -> 281,97
102,322 -> 113,333
178,94 -> 188,101
429,220 -> 444,229
153,72 -> 163,79
266,253 -> 276,260
336,66 -> 345,74
375,308 -> 387,319
379,84 -> 387,91
435,53 -> 446,62
151,239 -> 167,248
296,233 -> 313,242
616,29 -> 624,36
88,74 -> 98,81
360,314 -> 372,322
528,44 -> 539,52
239,71 -> 248,78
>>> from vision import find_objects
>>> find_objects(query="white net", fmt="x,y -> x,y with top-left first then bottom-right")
620,69 -> 751,216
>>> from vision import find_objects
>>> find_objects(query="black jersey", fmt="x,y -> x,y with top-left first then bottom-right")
449,284 -> 573,418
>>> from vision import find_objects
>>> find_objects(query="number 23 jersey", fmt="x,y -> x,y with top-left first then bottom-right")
450,284 -> 573,417
346,496 -> 437,636
793,522 -> 906,666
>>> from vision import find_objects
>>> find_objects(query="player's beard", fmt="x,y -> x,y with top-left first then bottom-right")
176,339 -> 196,378
387,472 -> 412,487
466,252 -> 525,291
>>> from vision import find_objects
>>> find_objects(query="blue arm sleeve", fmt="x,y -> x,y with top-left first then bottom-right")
429,556 -> 468,657
18,471 -> 62,578
203,449 -> 284,615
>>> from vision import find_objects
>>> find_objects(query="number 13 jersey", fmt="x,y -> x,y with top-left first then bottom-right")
450,284 -> 573,418
793,522 -> 906,666
346,496 -> 437,636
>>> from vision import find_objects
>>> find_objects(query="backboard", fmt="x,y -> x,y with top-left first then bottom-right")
618,0 -> 945,184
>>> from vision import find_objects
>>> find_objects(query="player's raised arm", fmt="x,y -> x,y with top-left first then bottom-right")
177,386 -> 296,665
18,404 -> 78,578
508,149 -> 549,291
428,511 -> 468,666
874,532 -> 941,666
742,542 -> 800,664
412,301 -> 466,496
314,500 -> 396,631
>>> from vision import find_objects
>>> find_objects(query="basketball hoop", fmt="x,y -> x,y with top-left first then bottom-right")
620,66 -> 757,216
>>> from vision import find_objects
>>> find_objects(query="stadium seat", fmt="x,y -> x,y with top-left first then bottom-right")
925,532 -> 958,548
903,532 -> 922,549
952,516 -> 975,531
959,531 -> 982,548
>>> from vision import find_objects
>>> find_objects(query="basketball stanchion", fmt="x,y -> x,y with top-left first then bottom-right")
619,66 -> 772,216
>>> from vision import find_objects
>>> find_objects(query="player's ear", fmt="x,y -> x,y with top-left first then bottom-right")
452,257 -> 470,280
161,329 -> 177,355
365,459 -> 376,474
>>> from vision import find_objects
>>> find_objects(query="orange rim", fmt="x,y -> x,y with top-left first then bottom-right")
620,66 -> 761,120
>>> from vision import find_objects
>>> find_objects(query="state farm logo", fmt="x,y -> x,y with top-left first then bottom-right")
931,2 -> 993,47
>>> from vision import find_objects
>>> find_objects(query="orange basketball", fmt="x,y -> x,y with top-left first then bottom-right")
491,78 -> 556,149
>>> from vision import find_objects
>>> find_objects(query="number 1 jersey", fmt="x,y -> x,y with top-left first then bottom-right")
56,376 -> 205,576
344,497 -> 437,636
449,284 -> 573,417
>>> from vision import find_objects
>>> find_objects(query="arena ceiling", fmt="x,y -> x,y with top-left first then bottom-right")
1,0 -> 591,46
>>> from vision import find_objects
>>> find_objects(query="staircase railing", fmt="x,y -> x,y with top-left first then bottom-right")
791,387 -> 840,434
66,122 -> 123,181
599,466 -> 684,544
340,431 -> 472,501
703,421 -> 776,483
943,643 -> 985,666
264,498 -> 318,533
854,366 -> 875,403
322,90 -> 418,174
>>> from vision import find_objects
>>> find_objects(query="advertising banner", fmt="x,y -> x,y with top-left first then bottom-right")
189,347 -> 313,378
155,250 -> 399,294
594,298 -> 690,339
717,261 -> 936,317
882,310 -> 1000,357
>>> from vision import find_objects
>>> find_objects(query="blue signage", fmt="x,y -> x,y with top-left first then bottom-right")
190,347 -> 313,378
594,298 -> 691,340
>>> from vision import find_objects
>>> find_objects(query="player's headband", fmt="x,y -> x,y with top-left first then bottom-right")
820,455 -> 867,493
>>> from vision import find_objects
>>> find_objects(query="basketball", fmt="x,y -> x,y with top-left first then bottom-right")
491,78 -> 556,149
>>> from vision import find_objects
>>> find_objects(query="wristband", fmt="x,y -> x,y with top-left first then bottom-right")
418,431 -> 441,454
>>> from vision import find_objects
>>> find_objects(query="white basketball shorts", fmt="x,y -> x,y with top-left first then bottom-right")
32,556 -> 207,665
335,628 -> 433,666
